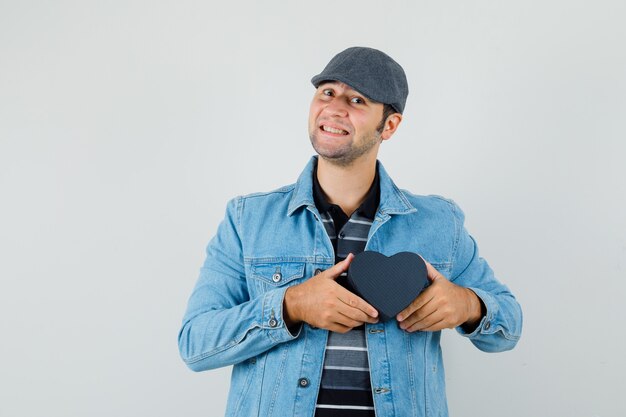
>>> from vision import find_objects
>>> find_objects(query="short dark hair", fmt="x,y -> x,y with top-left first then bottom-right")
376,104 -> 397,134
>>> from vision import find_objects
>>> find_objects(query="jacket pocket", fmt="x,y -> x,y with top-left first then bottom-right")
250,260 -> 307,294
226,358 -> 260,417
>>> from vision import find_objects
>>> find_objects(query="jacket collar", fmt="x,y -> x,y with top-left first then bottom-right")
287,156 -> 417,217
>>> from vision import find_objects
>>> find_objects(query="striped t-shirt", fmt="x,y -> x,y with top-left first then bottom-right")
312,162 -> 379,417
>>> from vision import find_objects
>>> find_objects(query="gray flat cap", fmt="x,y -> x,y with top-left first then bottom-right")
311,47 -> 409,114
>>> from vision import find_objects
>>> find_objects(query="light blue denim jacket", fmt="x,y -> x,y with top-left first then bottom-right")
179,157 -> 522,417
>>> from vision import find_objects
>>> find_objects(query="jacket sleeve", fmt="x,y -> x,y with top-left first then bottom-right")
448,201 -> 523,352
178,197 -> 300,372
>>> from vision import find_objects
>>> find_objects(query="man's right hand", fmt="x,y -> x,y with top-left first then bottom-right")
283,253 -> 379,333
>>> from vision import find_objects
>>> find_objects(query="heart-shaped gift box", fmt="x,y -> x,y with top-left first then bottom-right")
347,251 -> 429,321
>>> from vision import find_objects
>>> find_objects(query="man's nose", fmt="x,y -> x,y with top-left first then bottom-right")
322,99 -> 349,117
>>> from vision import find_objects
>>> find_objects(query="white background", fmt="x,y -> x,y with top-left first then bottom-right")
1,1 -> 625,416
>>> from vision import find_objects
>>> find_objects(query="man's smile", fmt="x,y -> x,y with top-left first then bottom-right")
319,123 -> 350,136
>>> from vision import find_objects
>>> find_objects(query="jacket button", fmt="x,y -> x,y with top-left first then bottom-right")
272,272 -> 282,283
338,231 -> 345,239
268,318 -> 278,328
298,378 -> 310,388
314,268 -> 323,275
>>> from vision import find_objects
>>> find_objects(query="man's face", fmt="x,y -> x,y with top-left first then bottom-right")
308,82 -> 385,167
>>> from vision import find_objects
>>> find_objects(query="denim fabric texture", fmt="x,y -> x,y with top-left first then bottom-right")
178,156 -> 523,417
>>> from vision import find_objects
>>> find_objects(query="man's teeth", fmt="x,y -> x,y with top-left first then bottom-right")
322,125 -> 347,134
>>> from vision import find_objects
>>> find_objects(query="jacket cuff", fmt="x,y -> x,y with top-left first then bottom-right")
456,287 -> 498,337
261,287 -> 302,342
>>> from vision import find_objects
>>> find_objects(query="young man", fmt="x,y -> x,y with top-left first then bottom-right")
179,47 -> 523,417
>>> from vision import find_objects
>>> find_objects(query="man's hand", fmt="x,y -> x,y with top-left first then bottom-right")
283,254 -> 379,333
396,260 -> 484,332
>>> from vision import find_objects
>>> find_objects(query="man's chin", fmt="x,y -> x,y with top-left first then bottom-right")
310,133 -> 367,166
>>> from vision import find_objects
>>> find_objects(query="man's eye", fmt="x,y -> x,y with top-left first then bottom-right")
351,97 -> 364,104
322,89 -> 333,96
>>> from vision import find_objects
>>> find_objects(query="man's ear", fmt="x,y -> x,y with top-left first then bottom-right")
381,113 -> 403,141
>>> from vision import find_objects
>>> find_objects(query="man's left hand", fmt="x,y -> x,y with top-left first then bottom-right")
396,260 -> 484,332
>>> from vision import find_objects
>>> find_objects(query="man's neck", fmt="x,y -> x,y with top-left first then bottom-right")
316,155 -> 377,216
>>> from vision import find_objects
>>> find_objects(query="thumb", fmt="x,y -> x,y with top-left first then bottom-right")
423,258 -> 444,283
325,253 -> 354,280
